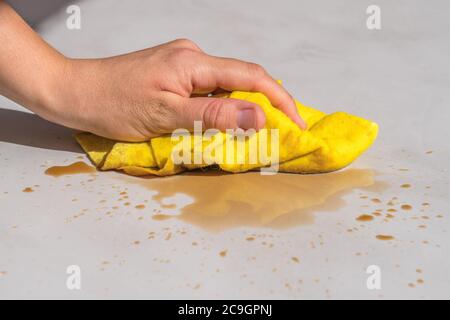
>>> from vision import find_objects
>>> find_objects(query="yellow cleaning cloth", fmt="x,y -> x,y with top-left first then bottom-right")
75,90 -> 378,176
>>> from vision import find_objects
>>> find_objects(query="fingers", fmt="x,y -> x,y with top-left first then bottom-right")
192,55 -> 307,129
157,40 -> 305,128
166,93 -> 266,132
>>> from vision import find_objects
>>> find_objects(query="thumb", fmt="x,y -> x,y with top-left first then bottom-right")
174,96 -> 266,131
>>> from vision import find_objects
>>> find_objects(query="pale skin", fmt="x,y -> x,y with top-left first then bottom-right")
0,1 -> 306,142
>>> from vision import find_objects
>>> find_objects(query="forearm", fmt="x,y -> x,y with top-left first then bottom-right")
0,2 -> 304,141
0,1 -> 67,121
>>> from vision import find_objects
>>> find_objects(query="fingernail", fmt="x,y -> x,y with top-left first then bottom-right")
293,110 -> 307,130
237,109 -> 256,129
290,99 -> 307,130
297,116 -> 307,130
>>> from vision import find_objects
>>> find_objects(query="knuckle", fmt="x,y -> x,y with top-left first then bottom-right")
246,62 -> 266,77
165,47 -> 197,66
203,100 -> 229,129
171,38 -> 201,51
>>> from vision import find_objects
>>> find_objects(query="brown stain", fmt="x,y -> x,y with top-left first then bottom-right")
291,257 -> 300,263
45,161 -> 96,177
360,180 -> 389,193
192,284 -> 201,290
121,168 -> 380,232
356,214 -> 374,222
22,187 -> 34,193
376,234 -> 395,241
371,198 -> 382,204
152,214 -> 172,221
135,204 -> 145,209
401,204 -> 413,211
219,250 -> 227,257
161,204 -> 177,209
401,183 -> 411,188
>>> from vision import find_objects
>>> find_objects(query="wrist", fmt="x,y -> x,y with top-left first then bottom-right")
30,54 -> 74,124
33,55 -> 102,133
42,57 -> 109,132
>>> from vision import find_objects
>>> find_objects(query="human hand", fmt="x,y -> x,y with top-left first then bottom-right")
51,39 -> 306,141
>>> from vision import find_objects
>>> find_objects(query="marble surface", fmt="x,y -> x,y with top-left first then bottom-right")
0,0 -> 449,299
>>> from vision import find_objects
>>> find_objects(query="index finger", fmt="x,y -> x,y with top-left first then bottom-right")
192,55 -> 307,129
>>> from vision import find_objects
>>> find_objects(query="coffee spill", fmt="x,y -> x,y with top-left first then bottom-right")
161,204 -> 177,209
152,214 -> 172,221
401,204 -> 413,211
45,161 -> 96,177
123,168 -> 381,232
361,180 -> 389,193
376,234 -> 395,241
356,214 -> 374,222
22,187 -> 33,193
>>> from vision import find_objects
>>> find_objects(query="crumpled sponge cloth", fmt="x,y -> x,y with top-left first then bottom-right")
75,89 -> 378,176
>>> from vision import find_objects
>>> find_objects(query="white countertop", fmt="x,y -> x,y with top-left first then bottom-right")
1,0 -> 449,299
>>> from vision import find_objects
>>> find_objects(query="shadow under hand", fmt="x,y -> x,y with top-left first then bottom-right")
0,108 -> 82,153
